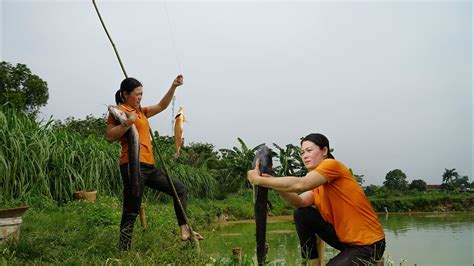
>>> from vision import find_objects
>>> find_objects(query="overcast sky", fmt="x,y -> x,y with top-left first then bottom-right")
2,0 -> 472,185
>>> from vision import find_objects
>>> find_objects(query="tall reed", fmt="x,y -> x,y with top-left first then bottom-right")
0,107 -> 122,202
0,107 -> 217,203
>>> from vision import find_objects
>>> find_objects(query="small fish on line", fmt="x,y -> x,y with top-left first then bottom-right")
174,106 -> 185,159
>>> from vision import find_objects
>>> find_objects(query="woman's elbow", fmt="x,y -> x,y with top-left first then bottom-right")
292,183 -> 307,194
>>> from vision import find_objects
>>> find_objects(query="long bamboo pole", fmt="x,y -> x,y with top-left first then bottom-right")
91,0 -> 200,253
92,0 -> 127,78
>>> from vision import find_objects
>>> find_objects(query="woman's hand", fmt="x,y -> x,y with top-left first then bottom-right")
247,160 -> 262,186
124,111 -> 137,127
172,74 -> 184,88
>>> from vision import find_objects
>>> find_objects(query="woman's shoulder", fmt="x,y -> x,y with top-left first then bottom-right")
318,159 -> 352,174
319,158 -> 341,168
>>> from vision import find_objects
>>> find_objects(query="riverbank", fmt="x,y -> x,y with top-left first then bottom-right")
1,190 -> 473,264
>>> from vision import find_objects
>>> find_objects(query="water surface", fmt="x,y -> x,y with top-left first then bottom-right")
202,213 -> 474,265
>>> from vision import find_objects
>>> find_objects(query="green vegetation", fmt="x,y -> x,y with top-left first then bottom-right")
0,106 -> 217,203
0,106 -> 122,203
2,104 -> 473,207
0,191 -> 294,265
1,88 -> 473,264
1,191 -> 472,265
369,191 -> 474,212
383,169 -> 408,191
0,61 -> 49,116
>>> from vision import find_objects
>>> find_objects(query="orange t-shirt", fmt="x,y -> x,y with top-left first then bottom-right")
107,104 -> 155,165
313,159 -> 385,246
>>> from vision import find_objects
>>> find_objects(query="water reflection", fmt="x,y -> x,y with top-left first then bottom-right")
203,213 -> 473,265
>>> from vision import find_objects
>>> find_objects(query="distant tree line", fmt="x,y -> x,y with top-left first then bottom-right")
364,168 -> 472,196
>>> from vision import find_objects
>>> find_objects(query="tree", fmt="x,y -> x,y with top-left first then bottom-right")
453,175 -> 470,190
349,168 -> 365,187
442,168 -> 459,184
53,114 -> 107,138
383,169 -> 408,190
0,61 -> 49,115
442,168 -> 460,191
409,179 -> 427,191
182,142 -> 220,169
364,184 -> 379,196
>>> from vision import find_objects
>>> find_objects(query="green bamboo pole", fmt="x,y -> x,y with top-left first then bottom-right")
92,0 -> 127,78
91,0 -> 200,253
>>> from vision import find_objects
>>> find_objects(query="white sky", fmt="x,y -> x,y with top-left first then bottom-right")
2,0 -> 472,185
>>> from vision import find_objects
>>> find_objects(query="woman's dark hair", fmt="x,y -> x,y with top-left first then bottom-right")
300,133 -> 335,159
115,77 -> 142,104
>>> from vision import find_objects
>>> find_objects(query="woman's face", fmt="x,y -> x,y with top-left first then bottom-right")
300,140 -> 327,170
124,86 -> 143,108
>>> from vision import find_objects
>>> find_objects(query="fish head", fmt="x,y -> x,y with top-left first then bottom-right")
108,105 -> 128,124
175,106 -> 185,121
253,145 -> 273,175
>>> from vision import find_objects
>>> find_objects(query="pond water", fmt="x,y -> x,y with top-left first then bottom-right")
202,212 -> 473,265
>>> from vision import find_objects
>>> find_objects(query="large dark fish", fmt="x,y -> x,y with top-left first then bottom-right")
108,105 -> 140,197
252,145 -> 273,265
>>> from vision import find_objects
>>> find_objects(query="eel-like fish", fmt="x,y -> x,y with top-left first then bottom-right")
108,105 -> 140,197
252,145 -> 273,265
174,106 -> 185,159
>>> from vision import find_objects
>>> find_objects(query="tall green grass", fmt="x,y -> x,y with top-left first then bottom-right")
0,107 -> 122,202
0,107 -> 217,203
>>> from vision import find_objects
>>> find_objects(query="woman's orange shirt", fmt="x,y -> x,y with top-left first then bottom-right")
107,104 -> 155,165
312,159 -> 385,246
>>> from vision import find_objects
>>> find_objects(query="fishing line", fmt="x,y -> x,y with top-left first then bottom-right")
163,0 -> 182,74
91,0 -> 200,252
163,0 -> 182,134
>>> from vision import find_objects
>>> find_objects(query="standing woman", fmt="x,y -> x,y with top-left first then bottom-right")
247,133 -> 385,265
106,75 -> 203,251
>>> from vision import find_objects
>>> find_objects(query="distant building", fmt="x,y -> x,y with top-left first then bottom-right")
425,184 -> 442,191
459,187 -> 473,193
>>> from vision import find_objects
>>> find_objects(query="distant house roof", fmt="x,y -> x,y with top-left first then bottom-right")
425,184 -> 442,190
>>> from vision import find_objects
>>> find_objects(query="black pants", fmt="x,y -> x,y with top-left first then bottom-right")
119,163 -> 187,251
294,207 -> 385,265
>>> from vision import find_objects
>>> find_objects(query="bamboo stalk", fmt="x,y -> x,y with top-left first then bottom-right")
139,205 -> 147,229
92,0 -> 128,78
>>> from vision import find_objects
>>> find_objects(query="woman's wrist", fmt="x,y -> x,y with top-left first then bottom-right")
254,175 -> 262,186
122,120 -> 132,128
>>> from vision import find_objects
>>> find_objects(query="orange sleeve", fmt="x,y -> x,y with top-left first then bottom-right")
314,159 -> 341,183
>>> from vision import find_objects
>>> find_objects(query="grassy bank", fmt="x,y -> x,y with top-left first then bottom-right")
2,196 -> 209,265
0,190 -> 292,265
2,190 -> 473,264
369,191 -> 474,212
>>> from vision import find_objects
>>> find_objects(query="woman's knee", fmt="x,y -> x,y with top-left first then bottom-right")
294,206 -> 315,222
176,181 -> 187,196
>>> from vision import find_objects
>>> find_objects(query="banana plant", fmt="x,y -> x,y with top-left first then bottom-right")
218,138 -> 263,193
273,143 -> 307,177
